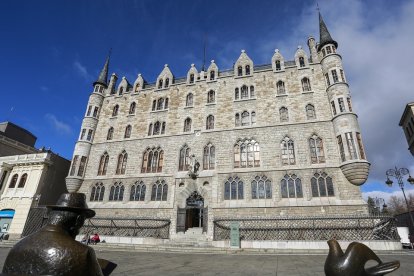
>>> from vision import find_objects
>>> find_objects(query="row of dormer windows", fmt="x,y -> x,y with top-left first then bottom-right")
188,71 -> 216,84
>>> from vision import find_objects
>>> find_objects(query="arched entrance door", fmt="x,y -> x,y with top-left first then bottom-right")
176,191 -> 206,233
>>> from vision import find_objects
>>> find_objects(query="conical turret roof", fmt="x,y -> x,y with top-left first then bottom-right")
93,55 -> 110,87
317,12 -> 338,51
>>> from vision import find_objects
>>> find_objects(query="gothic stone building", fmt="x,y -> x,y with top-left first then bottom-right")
66,14 -> 370,239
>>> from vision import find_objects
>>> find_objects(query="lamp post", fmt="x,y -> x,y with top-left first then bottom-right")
385,167 -> 414,230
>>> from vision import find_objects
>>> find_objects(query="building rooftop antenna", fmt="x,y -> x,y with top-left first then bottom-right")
202,35 -> 207,71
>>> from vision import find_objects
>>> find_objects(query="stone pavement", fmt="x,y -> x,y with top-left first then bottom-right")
0,247 -> 413,275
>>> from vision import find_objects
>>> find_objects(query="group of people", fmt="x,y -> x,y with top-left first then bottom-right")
82,233 -> 100,245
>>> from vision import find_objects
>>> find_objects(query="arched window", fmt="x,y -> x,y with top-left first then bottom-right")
251,175 -> 272,199
235,113 -> 241,127
135,83 -> 140,92
148,123 -> 153,136
210,70 -> 215,80
98,152 -> 109,176
203,143 -> 215,170
124,125 -> 132,138
234,139 -> 260,168
158,79 -> 163,89
157,98 -> 164,110
109,182 -> 124,201
206,115 -> 214,130
9,174 -> 18,188
189,74 -> 194,83
251,111 -> 256,125
241,85 -> 248,99
280,174 -> 303,198
116,150 -> 128,175
275,60 -> 281,71
281,136 -> 295,165
245,65 -> 250,75
299,56 -> 305,67
165,98 -> 169,109
301,77 -> 311,92
250,86 -> 255,98
277,81 -> 285,95
112,105 -> 119,117
141,147 -> 164,173
183,118 -> 192,132
161,122 -> 166,134
311,172 -> 334,197
224,176 -> 243,200
165,78 -> 169,87
90,183 -> 105,202
241,111 -> 250,126
309,135 -> 325,164
186,93 -> 193,107
235,88 -> 239,100
237,66 -> 242,76
18,173 -> 27,188
130,181 -> 146,201
152,100 -> 156,111
153,121 -> 161,135
119,87 -> 124,95
151,180 -> 168,201
179,145 -> 191,171
129,102 -> 136,114
207,90 -> 215,103
279,107 -> 289,122
306,104 -> 316,119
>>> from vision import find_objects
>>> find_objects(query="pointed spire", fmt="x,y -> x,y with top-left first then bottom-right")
317,11 -> 338,51
93,51 -> 110,87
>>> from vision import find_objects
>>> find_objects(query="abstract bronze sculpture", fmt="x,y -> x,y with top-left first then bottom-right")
2,193 -> 115,276
325,239 -> 400,276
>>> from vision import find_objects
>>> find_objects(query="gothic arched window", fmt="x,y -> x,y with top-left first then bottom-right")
251,111 -> 256,125
148,123 -> 153,136
281,136 -> 295,165
207,90 -> 215,103
9,174 -> 18,188
152,100 -> 156,111
306,104 -> 316,119
179,145 -> 191,171
251,175 -> 272,199
237,66 -> 242,76
151,180 -> 168,201
280,174 -> 303,198
250,86 -> 255,98
309,135 -> 325,164
245,65 -> 250,75
311,172 -> 334,197
206,115 -> 214,130
165,78 -> 170,87
183,118 -> 192,132
112,105 -> 119,117
210,70 -> 215,80
277,81 -> 285,95
90,183 -> 105,202
279,107 -> 289,122
157,98 -> 164,110
109,182 -> 124,201
18,173 -> 27,188
153,121 -> 161,135
234,139 -> 260,168
301,77 -> 311,92
241,85 -> 248,99
203,143 -> 215,170
235,113 -> 241,127
186,93 -> 193,107
189,74 -> 194,84
124,125 -> 132,138
130,181 -> 146,201
224,176 -> 243,200
141,147 -> 164,173
241,111 -> 250,126
275,60 -> 281,71
97,152 -> 109,176
161,122 -> 166,134
119,87 -> 124,95
129,102 -> 136,114
299,56 -> 305,67
116,150 -> 128,175
158,79 -> 163,89
235,88 -> 239,100
164,98 -> 169,109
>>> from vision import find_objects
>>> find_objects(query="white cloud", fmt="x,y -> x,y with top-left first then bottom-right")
73,61 -> 91,80
362,189 -> 414,204
45,114 -> 72,135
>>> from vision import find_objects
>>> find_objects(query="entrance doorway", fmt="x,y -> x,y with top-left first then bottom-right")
176,191 -> 207,233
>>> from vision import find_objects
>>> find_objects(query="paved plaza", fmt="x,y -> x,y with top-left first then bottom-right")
0,247 -> 413,275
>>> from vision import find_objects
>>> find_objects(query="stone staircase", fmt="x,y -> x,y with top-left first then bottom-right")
169,227 -> 212,248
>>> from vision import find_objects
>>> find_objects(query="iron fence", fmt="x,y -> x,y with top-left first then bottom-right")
213,215 -> 399,241
80,217 -> 171,239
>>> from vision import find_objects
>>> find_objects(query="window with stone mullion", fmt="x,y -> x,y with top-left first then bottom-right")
251,176 -> 272,199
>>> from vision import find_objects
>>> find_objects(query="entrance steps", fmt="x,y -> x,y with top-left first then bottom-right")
170,227 -> 212,247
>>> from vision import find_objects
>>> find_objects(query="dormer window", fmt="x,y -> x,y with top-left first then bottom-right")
165,78 -> 170,87
119,87 -> 123,95
135,83 -> 140,92
210,71 -> 215,80
158,79 -> 163,89
326,46 -> 332,54
237,66 -> 242,76
322,49 -> 326,57
275,60 -> 281,71
299,57 -> 305,68
245,65 -> 250,75
190,74 -> 194,83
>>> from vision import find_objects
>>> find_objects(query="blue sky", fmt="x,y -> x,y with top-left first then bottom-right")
1,0 -> 413,201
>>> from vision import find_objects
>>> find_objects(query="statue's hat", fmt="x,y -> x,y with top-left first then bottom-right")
47,193 -> 95,218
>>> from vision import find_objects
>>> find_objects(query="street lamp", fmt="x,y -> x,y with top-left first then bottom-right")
385,167 -> 414,230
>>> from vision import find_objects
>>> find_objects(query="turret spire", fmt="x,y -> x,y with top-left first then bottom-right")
317,11 -> 338,51
93,50 -> 110,87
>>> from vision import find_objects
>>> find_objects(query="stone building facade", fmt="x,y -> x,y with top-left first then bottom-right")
399,102 -> 414,156
66,13 -> 370,239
